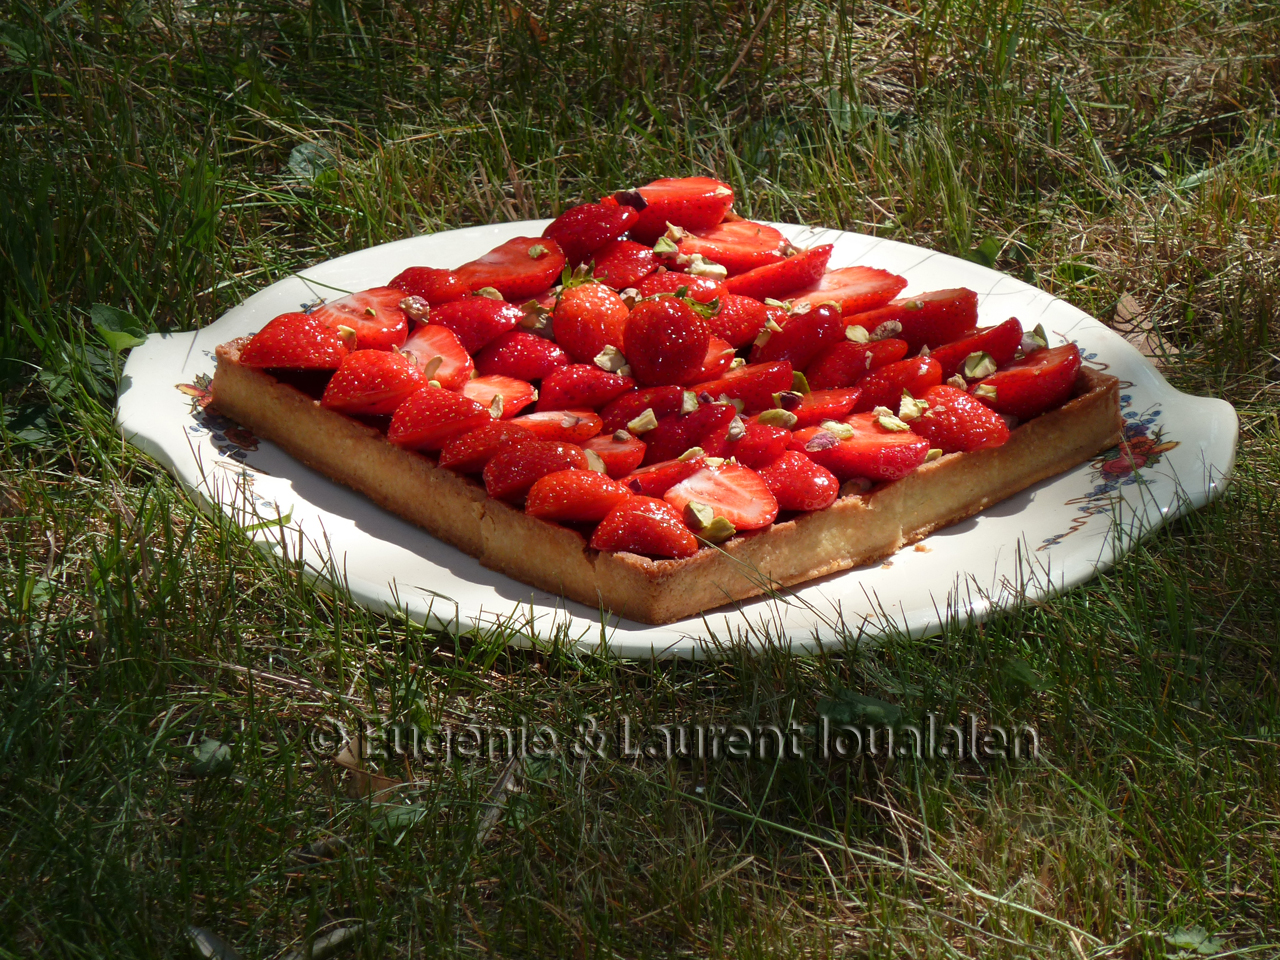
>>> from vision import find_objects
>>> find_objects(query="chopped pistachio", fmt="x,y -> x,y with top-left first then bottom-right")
871,405 -> 895,418
364,306 -> 377,317
559,413 -> 582,428
703,456 -> 726,467
420,354 -> 444,381
845,324 -> 871,343
773,391 -> 802,411
427,379 -> 441,389
593,344 -> 629,373
726,416 -> 746,441
791,370 -> 811,393
683,501 -> 716,529
728,356 -> 746,370
872,320 -> 903,340
681,254 -> 728,281
973,383 -> 998,400
662,223 -> 688,242
757,408 -> 798,429
717,394 -> 745,413
398,295 -> 430,321
612,429 -> 632,442
697,516 -> 737,543
336,325 -> 357,348
900,299 -> 924,311
898,393 -> 930,421
489,394 -> 504,419
962,351 -> 998,380
652,235 -> 680,255
876,412 -> 911,432
819,419 -> 854,440
677,446 -> 705,461
805,431 -> 839,452
925,448 -> 944,462
582,448 -> 608,474
475,286 -> 503,300
680,390 -> 700,415
713,185 -> 733,197
763,297 -> 790,309
946,374 -> 968,389
918,343 -> 931,357
527,243 -> 548,259
790,301 -> 812,315
1023,323 -> 1049,352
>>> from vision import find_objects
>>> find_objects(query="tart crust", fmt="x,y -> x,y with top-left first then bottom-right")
211,339 -> 1123,624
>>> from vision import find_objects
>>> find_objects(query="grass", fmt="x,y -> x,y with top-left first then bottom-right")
2,0 -> 1279,956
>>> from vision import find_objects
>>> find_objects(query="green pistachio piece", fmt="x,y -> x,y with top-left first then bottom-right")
627,408 -> 659,434
757,408 -> 798,429
963,351 -> 998,379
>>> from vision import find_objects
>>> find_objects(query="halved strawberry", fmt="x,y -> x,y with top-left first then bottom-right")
848,289 -> 979,353
454,237 -> 567,301
673,220 -> 788,275
710,294 -> 771,348
387,267 -> 469,305
400,324 -> 475,390
633,271 -> 725,303
971,343 -> 1081,420
690,361 -> 793,414
551,283 -> 629,363
593,239 -> 659,289
787,388 -> 862,428
510,409 -> 603,444
542,202 -> 639,266
789,265 -> 908,315
387,387 -> 492,451
600,386 -> 687,433
438,421 -> 536,473
685,337 -> 736,383
664,462 -> 779,532
624,297 -> 710,386
428,298 -> 524,354
928,318 -> 1023,380
310,287 -> 410,351
319,349 -> 426,416
537,364 -> 635,411
620,177 -> 735,245
749,302 -> 845,369
474,330 -> 570,381
722,245 -> 832,301
805,338 -> 909,390
640,402 -> 738,465
525,469 -> 632,522
582,431 -> 647,478
757,451 -> 840,512
909,385 -> 1010,453
791,413 -> 930,482
239,312 -> 350,369
622,457 -> 706,497
853,357 -> 943,413
483,440 -> 590,502
703,417 -> 791,468
462,374 -> 538,419
590,496 -> 700,559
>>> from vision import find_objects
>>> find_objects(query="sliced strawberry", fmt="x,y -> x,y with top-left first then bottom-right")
622,457 -> 706,497
582,431 -> 647,478
853,357 -> 943,413
848,288 -> 979,353
633,271 -> 725,303
400,324 -> 475,390
757,451 -> 840,512
551,283 -> 630,363
791,413 -> 930,482
483,440 -> 590,502
620,177 -> 735,245
474,329 -> 570,381
805,338 -> 909,390
690,361 -> 793,414
387,387 -> 491,452
462,374 -> 538,419
787,388 -> 862,428
590,496 -> 700,559
673,220 -> 787,275
239,312 -> 350,369
703,417 -> 791,468
910,385 -> 1010,453
972,343 -> 1081,420
511,409 -> 603,444
592,239 -> 658,289
454,237 -> 567,301
929,318 -> 1023,380
710,294 -> 770,348
525,469 -> 632,522
543,202 -> 640,266
624,297 -> 710,386
387,267 -> 469,305
429,298 -> 524,354
664,462 -> 778,532
789,265 -> 908,315
640,402 -> 738,465
722,245 -> 832,301
438,421 -> 536,473
310,287 -> 409,351
685,337 -> 735,384
537,364 -> 635,411
749,302 -> 845,369
319,349 -> 426,416
600,385 -> 687,433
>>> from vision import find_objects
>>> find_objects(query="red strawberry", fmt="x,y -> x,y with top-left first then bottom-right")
592,239 -> 659,289
537,364 -> 635,411
474,330 -> 570,381
633,271 -> 725,303
239,312 -> 350,369
511,409 -> 603,444
453,237 -> 567,301
310,287 -> 409,351
710,293 -> 771,348
590,496 -> 700,559
853,357 -> 943,413
703,417 -> 791,468
462,374 -> 538,419
805,338 -> 909,390
543,202 -> 639,266
400,324 -> 475,390
690,361 -> 793,414
722,245 -> 832,301
749,302 -> 845,368
757,451 -> 840,512
640,402 -> 738,465
909,385 -> 1010,453
429,298 -> 524,353
551,283 -> 629,363
685,337 -> 735,384
928,318 -> 1023,380
663,462 -> 779,532
319,349 -> 426,416
787,388 -> 862,428
791,413 -> 930,482
438,421 -> 536,473
848,288 -> 979,353
387,267 -> 469,305
525,469 -> 632,522
624,297 -> 710,386
582,431 -> 647,478
600,386 -> 686,433
672,220 -> 787,275
622,457 -> 706,497
972,343 -> 1081,420
483,440 -> 590,501
620,177 -> 735,245
789,266 -> 908,315
387,387 -> 491,451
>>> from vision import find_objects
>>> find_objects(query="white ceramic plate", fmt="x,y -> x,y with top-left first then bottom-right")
117,221 -> 1238,658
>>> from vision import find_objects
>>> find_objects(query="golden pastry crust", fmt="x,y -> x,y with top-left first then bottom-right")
211,340 -> 1123,624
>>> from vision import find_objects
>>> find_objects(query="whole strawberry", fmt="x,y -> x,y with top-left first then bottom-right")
623,297 -> 710,386
320,349 -> 426,416
543,202 -> 640,266
387,266 -> 469,305
552,283 -> 629,364
589,496 -> 700,558
537,364 -> 635,411
474,330 -> 570,381
483,439 -> 590,501
239,312 -> 350,369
